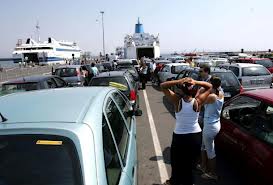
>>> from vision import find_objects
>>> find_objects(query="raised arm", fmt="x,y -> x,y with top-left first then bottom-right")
160,78 -> 188,105
186,79 -> 212,106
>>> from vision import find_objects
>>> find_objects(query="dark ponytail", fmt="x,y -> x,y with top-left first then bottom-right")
210,76 -> 221,95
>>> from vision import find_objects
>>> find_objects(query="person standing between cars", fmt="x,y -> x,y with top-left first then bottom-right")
91,63 -> 99,76
161,77 -> 212,185
186,57 -> 195,68
139,58 -> 148,89
150,59 -> 157,83
198,76 -> 224,180
81,66 -> 94,86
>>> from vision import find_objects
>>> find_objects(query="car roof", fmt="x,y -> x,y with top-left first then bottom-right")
56,65 -> 82,69
183,67 -> 233,73
2,75 -> 55,84
237,58 -> 271,61
93,71 -> 129,78
0,87 -> 113,124
221,63 -> 264,67
165,63 -> 189,67
210,67 -> 233,72
243,89 -> 273,103
155,60 -> 171,63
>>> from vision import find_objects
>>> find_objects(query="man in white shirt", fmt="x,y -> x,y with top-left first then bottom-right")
91,63 -> 99,76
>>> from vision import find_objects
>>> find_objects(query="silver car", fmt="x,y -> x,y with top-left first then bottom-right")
157,63 -> 189,83
0,87 -> 138,185
219,63 -> 273,91
53,65 -> 84,86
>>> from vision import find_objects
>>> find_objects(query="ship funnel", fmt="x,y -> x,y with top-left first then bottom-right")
135,17 -> 144,34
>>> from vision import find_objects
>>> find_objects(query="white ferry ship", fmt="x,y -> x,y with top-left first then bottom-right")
12,37 -> 81,65
124,18 -> 160,59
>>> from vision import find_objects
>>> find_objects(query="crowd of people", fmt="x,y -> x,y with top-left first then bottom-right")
160,65 -> 224,185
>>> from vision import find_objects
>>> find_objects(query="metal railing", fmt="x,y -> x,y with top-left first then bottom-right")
0,65 -> 61,83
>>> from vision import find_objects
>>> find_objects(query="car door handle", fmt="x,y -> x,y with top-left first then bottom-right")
132,166 -> 135,177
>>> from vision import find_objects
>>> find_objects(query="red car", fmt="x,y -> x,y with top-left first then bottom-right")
236,58 -> 273,73
217,89 -> 273,184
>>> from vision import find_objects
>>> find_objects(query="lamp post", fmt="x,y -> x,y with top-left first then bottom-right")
100,11 -> 105,57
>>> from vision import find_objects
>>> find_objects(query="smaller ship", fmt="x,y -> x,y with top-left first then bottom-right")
12,37 -> 81,65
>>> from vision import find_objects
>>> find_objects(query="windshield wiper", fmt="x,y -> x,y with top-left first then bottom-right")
0,113 -> 8,122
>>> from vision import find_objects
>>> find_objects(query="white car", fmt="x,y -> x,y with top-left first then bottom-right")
158,63 -> 189,83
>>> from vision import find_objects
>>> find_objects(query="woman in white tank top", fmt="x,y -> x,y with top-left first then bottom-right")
161,77 -> 212,185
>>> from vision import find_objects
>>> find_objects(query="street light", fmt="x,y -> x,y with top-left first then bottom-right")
100,11 -> 105,57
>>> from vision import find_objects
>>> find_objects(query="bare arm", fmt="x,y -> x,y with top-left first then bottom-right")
187,79 -> 212,106
160,78 -> 187,105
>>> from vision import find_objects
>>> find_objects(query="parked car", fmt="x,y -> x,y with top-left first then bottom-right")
0,87 -> 138,185
235,58 -> 273,73
117,59 -> 139,68
174,67 -> 242,100
157,63 -> 189,84
0,75 -> 67,95
217,89 -> 273,184
95,63 -> 106,72
116,65 -> 140,81
219,63 -> 272,91
155,60 -> 172,72
53,65 -> 84,86
101,62 -> 114,71
89,71 -> 141,114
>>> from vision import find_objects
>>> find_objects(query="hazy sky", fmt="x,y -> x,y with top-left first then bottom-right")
1,0 -> 273,57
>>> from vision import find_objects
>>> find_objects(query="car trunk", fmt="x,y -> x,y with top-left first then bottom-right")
241,67 -> 272,90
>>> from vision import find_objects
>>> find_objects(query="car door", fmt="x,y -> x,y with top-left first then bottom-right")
53,77 -> 67,88
112,92 -> 137,184
243,103 -> 273,183
158,65 -> 169,82
45,78 -> 58,89
103,95 -> 135,185
219,95 -> 261,159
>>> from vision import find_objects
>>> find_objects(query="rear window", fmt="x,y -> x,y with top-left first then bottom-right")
242,66 -> 270,76
212,72 -> 240,87
55,68 -> 78,77
255,60 -> 273,68
90,77 -> 129,91
0,135 -> 82,185
2,82 -> 38,92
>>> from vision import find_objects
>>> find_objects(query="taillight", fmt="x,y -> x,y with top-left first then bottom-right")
130,90 -> 136,101
240,85 -> 244,93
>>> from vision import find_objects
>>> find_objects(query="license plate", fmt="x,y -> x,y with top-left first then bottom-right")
251,80 -> 264,85
224,92 -> 231,97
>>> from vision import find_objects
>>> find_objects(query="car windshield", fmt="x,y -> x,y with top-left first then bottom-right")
0,135 -> 83,185
242,66 -> 270,76
255,60 -> 273,68
55,68 -> 78,77
2,82 -> 38,92
90,77 -> 129,92
172,65 -> 188,74
212,72 -> 240,88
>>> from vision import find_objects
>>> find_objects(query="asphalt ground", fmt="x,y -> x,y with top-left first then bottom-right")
136,82 -> 254,185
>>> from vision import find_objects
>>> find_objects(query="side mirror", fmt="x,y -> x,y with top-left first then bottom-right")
128,109 -> 143,117
222,109 -> 230,120
135,109 -> 142,116
266,106 -> 273,115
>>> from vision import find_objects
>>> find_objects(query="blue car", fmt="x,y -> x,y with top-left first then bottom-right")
0,87 -> 137,185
